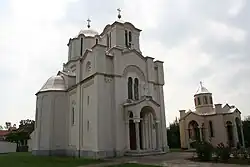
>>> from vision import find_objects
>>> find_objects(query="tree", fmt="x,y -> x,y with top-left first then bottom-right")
0,125 -> 3,130
242,116 -> 250,148
167,117 -> 181,148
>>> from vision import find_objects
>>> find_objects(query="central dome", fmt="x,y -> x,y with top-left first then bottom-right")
195,82 -> 210,95
78,29 -> 99,37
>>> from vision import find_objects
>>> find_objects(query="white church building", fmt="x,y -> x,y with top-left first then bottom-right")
32,11 -> 169,158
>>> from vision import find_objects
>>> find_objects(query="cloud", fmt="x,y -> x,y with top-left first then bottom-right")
0,0 -> 249,127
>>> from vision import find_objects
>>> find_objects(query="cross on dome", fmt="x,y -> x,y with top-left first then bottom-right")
87,18 -> 91,28
200,81 -> 203,87
117,8 -> 121,19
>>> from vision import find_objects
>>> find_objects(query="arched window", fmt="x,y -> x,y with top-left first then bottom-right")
197,97 -> 201,105
203,96 -> 208,104
194,98 -> 197,106
128,77 -> 133,99
210,96 -> 213,104
134,78 -> 139,100
209,121 -> 214,137
80,37 -> 83,56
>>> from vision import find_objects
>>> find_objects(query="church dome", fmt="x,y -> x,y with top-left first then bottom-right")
38,75 -> 66,93
195,82 -> 211,95
78,29 -> 99,37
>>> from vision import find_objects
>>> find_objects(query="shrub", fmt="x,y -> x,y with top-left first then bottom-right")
195,141 -> 214,161
215,143 -> 231,161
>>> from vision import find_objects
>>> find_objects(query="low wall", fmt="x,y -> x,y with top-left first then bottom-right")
0,141 -> 16,153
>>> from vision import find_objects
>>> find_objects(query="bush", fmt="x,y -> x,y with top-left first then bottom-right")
195,141 -> 214,161
215,143 -> 231,161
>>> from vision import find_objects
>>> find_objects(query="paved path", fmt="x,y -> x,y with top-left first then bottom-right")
80,152 -> 250,167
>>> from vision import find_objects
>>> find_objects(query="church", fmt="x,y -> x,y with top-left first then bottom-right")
179,82 -> 245,149
32,10 -> 169,158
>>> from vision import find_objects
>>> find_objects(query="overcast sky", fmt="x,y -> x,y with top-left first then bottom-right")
0,0 -> 249,127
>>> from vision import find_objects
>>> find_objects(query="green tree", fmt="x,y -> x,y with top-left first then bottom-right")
242,116 -> 250,148
167,117 -> 181,148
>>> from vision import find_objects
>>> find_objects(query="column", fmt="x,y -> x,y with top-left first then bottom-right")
142,120 -> 146,150
134,119 -> 140,152
185,129 -> 190,149
199,127 -> 203,141
144,119 -> 149,150
240,123 -> 245,148
125,121 -> 130,150
155,120 -> 160,150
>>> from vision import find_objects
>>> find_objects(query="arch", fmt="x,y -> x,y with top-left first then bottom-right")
140,106 -> 157,120
128,77 -> 133,99
188,120 -> 200,144
123,65 -> 146,81
134,78 -> 139,100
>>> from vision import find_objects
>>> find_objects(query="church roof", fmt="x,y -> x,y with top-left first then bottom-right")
195,82 -> 211,95
37,75 -> 67,94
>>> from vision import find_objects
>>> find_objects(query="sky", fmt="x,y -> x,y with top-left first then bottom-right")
0,0 -> 249,127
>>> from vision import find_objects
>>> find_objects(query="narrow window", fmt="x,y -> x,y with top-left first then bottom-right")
203,96 -> 208,104
72,107 -> 75,125
194,98 -> 197,106
209,121 -> 214,137
210,96 -> 213,104
80,38 -> 83,56
87,96 -> 90,105
87,120 -> 90,131
125,30 -> 128,47
128,77 -> 133,99
107,35 -> 109,48
95,38 -> 98,44
134,78 -> 139,100
197,97 -> 201,105
128,31 -> 132,47
109,32 -> 112,47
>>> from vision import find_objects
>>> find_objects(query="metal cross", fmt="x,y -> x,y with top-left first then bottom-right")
200,81 -> 203,87
87,18 -> 91,28
117,8 -> 121,19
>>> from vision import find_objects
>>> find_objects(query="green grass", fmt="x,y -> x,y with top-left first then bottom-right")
107,163 -> 159,167
0,152 -> 103,167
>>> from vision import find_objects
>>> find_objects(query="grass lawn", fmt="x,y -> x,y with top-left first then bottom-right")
0,152 -> 103,167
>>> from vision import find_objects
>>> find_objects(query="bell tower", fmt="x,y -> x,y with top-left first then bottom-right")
194,82 -> 214,113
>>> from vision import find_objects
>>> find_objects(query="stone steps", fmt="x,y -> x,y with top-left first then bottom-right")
124,150 -> 166,157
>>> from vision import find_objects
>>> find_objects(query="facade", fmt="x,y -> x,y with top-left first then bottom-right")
179,82 -> 245,149
32,14 -> 169,158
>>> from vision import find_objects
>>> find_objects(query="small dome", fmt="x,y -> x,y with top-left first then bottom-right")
78,29 -> 99,37
38,75 -> 66,93
195,82 -> 210,95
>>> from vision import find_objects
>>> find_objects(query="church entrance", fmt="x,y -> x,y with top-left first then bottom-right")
129,112 -> 136,150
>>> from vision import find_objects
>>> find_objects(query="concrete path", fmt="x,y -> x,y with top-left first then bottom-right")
80,152 -> 250,167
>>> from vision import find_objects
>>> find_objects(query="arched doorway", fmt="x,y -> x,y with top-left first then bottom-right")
226,121 -> 234,147
129,112 -> 136,150
140,106 -> 157,150
235,118 -> 243,147
188,120 -> 200,147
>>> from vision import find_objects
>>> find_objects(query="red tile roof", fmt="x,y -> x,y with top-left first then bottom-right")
0,130 -> 10,136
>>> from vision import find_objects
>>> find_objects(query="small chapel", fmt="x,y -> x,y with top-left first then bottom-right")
32,10 -> 169,158
179,82 -> 245,149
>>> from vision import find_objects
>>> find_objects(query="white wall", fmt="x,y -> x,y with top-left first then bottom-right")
0,141 -> 16,153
